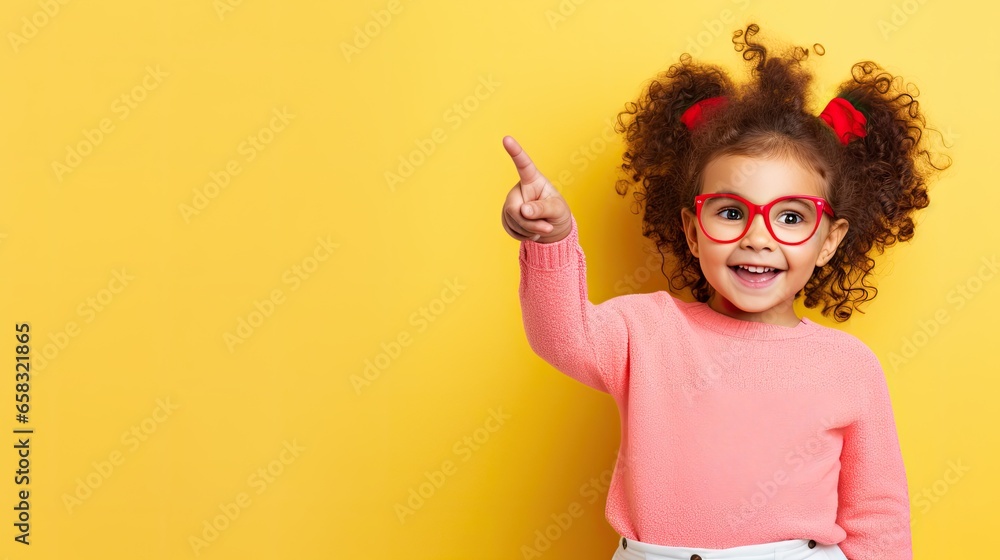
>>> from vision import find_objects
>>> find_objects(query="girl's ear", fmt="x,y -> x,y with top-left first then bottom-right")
815,218 -> 849,267
680,207 -> 700,258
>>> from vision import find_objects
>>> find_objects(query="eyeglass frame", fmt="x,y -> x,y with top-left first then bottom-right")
693,193 -> 837,246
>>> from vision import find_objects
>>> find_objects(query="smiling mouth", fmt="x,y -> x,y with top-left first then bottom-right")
732,264 -> 780,273
730,264 -> 783,284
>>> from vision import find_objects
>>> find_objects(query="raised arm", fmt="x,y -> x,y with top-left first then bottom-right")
501,136 -> 630,394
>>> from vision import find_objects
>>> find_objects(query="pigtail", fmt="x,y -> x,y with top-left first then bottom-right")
805,61 -> 952,321
614,55 -> 735,300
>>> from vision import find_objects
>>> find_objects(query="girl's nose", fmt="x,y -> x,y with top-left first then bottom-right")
739,214 -> 776,250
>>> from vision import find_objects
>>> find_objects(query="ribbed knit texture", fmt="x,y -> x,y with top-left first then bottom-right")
518,215 -> 911,560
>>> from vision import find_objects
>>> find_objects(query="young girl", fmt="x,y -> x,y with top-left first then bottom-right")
500,23 -> 948,560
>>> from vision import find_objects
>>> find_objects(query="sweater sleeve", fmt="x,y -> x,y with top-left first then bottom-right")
518,215 -> 629,394
835,350 -> 912,560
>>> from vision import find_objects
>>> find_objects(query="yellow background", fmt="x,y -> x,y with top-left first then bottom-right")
0,0 -> 995,558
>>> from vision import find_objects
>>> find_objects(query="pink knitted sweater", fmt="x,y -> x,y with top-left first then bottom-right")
518,215 -> 911,560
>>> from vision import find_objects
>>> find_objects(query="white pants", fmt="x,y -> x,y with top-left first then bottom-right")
611,536 -> 849,560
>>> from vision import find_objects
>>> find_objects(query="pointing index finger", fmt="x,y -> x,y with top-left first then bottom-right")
502,135 -> 542,187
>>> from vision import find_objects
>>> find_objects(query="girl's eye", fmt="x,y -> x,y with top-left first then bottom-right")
777,212 -> 804,225
718,208 -> 743,220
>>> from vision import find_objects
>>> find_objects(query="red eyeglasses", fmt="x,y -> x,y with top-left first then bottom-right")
694,193 -> 836,245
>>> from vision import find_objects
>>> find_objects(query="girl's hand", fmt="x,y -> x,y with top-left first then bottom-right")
500,136 -> 573,243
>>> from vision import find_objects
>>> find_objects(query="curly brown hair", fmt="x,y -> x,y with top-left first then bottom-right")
614,23 -> 951,321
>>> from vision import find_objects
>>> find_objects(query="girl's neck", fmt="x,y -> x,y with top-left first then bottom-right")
707,294 -> 802,329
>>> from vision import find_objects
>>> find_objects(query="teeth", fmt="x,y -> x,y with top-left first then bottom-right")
738,265 -> 775,273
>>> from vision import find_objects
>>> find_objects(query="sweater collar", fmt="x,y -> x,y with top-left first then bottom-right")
680,300 -> 821,340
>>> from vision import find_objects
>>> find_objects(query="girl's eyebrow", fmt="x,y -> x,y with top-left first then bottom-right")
705,188 -> 742,195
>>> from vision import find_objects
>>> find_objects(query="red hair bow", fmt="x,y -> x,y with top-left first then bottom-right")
818,97 -> 867,145
680,96 -> 728,130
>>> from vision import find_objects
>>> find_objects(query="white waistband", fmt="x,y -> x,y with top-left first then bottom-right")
619,537 -> 826,560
